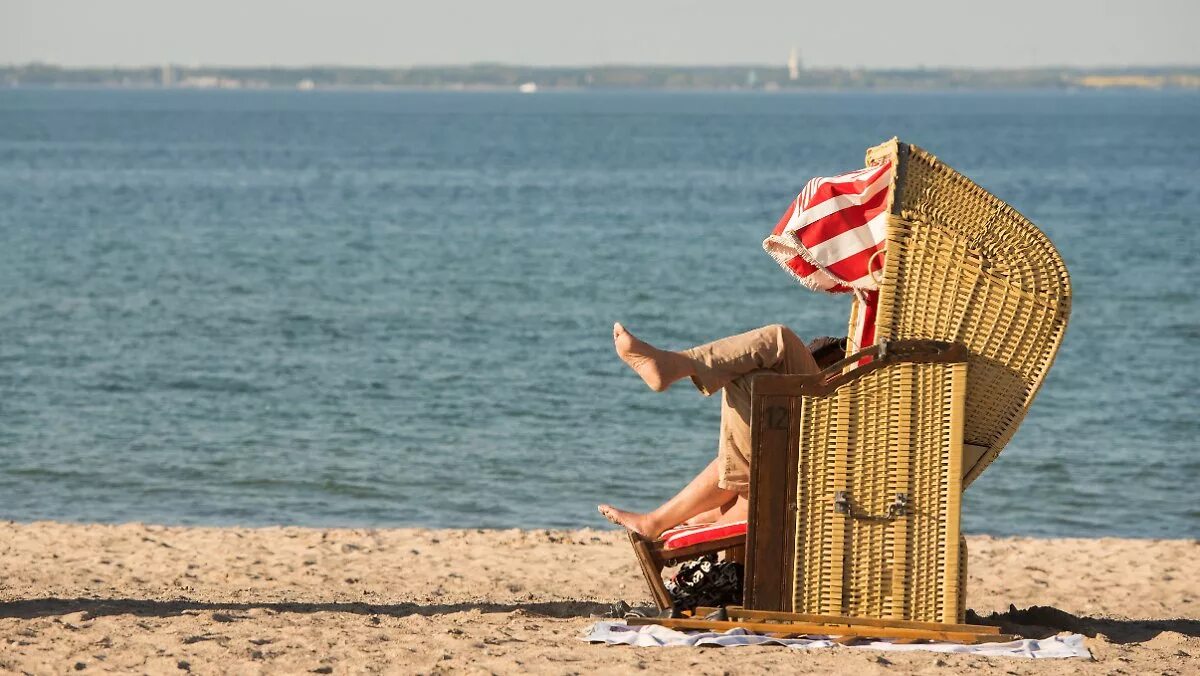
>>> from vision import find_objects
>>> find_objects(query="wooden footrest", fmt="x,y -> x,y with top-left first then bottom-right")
626,607 -> 1014,645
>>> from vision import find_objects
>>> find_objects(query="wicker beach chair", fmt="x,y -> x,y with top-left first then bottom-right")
628,139 -> 1071,642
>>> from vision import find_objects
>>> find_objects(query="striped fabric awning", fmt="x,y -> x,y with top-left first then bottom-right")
762,161 -> 894,352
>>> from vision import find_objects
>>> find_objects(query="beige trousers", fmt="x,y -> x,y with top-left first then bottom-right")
681,324 -> 819,494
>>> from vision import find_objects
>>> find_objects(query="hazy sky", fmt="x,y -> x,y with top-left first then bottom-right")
3,0 -> 1197,69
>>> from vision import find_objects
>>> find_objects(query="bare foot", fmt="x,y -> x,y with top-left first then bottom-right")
597,504 -> 664,540
613,322 -> 690,392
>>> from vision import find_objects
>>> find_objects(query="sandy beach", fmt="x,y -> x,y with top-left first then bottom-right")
0,522 -> 1195,674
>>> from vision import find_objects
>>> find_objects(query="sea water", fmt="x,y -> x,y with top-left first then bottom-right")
0,88 -> 1196,538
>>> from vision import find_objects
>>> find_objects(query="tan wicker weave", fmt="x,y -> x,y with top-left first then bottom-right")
758,141 -> 1070,625
850,139 -> 1072,487
790,359 -> 966,623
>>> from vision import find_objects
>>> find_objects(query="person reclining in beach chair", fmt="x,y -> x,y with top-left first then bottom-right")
599,139 -> 1071,622
597,159 -> 893,542
598,324 -> 844,539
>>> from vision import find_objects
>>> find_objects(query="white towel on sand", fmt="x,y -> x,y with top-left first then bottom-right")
581,621 -> 1090,659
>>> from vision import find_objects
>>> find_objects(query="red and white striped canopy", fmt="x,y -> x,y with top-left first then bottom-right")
762,161 -> 894,352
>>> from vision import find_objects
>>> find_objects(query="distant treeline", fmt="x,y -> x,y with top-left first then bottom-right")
4,63 -> 1199,90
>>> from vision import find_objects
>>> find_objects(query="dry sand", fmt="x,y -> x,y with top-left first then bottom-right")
0,521 -> 1196,674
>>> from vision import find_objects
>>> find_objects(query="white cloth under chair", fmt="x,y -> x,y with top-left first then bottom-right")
581,621 -> 1090,659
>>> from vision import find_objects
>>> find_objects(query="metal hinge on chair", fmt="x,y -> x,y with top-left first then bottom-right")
834,491 -> 908,521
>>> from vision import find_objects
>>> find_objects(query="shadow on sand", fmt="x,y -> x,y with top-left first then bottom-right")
971,605 -> 1200,644
0,598 -> 616,621
2,599 -> 1196,644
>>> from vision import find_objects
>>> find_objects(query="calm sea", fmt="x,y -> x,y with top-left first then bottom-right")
0,88 -> 1196,538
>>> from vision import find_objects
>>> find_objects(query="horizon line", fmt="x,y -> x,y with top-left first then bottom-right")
7,61 -> 1200,72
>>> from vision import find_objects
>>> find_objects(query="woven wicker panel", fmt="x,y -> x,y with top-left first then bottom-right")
792,361 -> 965,623
853,139 -> 1072,487
793,388 -> 839,615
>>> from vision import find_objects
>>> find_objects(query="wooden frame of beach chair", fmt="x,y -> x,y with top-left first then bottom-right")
629,605 -> 1016,644
627,531 -> 745,611
626,139 -> 1071,643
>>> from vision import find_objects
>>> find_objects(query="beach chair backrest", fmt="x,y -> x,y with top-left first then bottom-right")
848,139 -> 1072,487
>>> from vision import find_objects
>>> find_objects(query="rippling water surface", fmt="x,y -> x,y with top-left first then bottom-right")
1,88 -> 1196,538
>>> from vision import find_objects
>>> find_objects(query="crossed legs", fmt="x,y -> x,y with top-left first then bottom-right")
598,322 -> 818,540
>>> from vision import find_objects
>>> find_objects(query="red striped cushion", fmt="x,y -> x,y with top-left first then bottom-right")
661,520 -> 748,550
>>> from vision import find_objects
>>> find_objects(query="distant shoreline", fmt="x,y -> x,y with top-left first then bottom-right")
5,63 -> 1199,92
5,83 -> 1199,96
